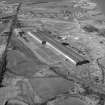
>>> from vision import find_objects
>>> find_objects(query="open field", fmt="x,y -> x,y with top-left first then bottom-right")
1,0 -> 105,105
0,0 -> 69,3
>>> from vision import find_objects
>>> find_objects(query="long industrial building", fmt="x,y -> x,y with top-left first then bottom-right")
27,30 -> 90,66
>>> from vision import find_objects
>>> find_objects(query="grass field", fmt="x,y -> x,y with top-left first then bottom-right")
0,0 -> 67,3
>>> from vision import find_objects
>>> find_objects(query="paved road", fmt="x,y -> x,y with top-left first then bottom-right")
29,30 -> 89,65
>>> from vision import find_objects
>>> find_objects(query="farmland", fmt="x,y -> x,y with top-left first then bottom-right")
0,0 -> 105,105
